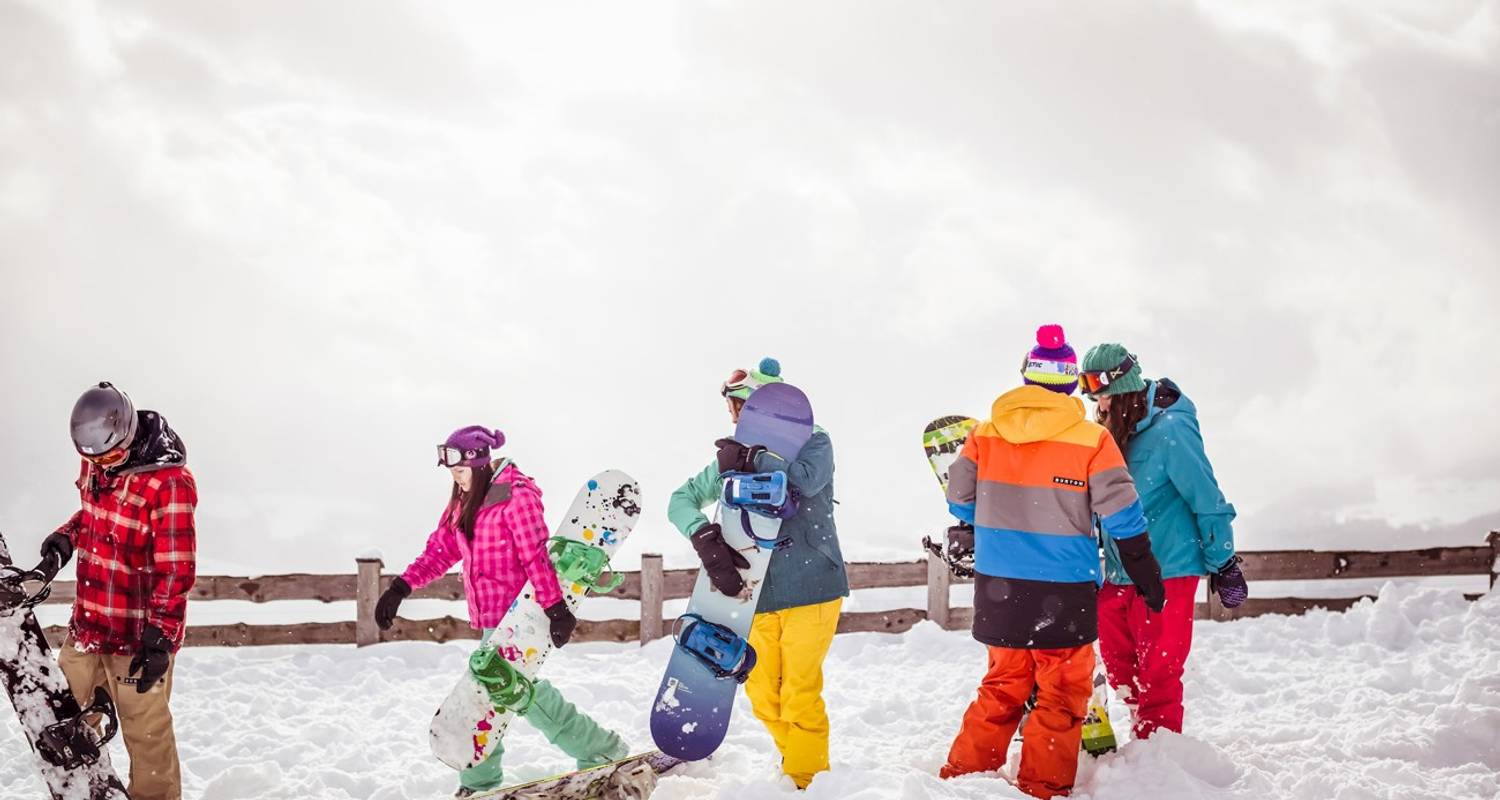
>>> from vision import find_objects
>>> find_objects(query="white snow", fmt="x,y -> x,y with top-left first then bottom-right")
2,583 -> 1496,800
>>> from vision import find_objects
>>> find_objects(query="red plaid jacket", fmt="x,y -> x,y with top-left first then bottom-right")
57,460 -> 198,655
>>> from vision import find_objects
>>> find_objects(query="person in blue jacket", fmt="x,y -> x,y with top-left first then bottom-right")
1080,343 -> 1248,739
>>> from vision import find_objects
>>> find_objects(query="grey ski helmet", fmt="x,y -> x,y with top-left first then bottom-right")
70,382 -> 138,457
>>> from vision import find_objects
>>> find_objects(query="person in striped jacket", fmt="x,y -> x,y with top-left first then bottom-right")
373,426 -> 626,797
939,327 -> 1166,799
41,382 -> 197,800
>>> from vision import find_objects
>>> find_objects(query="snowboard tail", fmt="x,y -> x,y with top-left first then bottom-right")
0,532 -> 129,800
473,751 -> 685,799
922,415 -> 978,474
1081,693 -> 1117,756
920,416 -> 980,577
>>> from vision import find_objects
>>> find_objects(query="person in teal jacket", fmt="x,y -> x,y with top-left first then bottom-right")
1081,343 -> 1248,739
668,357 -> 849,789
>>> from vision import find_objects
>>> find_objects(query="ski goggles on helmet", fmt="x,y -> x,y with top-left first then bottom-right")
436,445 -> 487,468
1081,354 -> 1137,398
720,369 -> 752,398
85,447 -> 130,468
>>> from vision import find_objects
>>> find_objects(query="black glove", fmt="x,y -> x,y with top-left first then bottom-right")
945,523 -> 976,560
1210,556 -> 1248,608
544,601 -> 577,648
690,523 -> 751,597
40,532 -> 74,573
375,576 -> 411,630
128,624 -> 172,694
1115,534 -> 1166,613
714,438 -> 766,475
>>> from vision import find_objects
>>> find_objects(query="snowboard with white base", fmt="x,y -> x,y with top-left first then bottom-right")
649,382 -> 814,761
0,531 -> 129,800
429,470 -> 641,771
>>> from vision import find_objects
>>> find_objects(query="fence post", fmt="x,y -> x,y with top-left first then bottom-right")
1205,577 -> 1226,621
926,551 -> 951,630
356,557 -> 384,647
640,553 -> 664,645
1488,531 -> 1499,590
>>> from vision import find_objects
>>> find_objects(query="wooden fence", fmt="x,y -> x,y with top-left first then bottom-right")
35,532 -> 1500,648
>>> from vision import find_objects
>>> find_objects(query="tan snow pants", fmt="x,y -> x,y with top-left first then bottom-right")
57,635 -> 182,800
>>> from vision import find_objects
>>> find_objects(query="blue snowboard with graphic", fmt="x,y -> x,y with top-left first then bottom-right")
649,382 -> 814,761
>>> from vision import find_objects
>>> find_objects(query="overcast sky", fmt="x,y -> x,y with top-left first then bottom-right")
2,0 -> 1497,576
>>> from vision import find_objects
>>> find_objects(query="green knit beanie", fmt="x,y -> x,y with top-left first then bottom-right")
1080,343 -> 1147,397
723,357 -> 784,401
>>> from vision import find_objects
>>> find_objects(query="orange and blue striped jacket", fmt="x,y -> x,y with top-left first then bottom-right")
946,385 -> 1149,648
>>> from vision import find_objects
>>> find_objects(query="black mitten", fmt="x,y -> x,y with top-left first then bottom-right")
690,523 -> 751,596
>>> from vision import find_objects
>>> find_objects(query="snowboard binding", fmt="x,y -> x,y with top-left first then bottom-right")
0,552 -> 63,615
671,614 -> 757,683
921,523 -> 976,578
468,647 -> 535,715
548,537 -> 623,593
721,471 -> 797,549
36,687 -> 120,769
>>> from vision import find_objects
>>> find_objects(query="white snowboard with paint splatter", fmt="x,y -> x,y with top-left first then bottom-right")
429,471 -> 641,771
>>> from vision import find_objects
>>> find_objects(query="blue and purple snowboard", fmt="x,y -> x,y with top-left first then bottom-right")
649,382 -> 814,761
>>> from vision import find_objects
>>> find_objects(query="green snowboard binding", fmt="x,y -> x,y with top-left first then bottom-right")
547,537 -> 623,593
469,648 -> 536,714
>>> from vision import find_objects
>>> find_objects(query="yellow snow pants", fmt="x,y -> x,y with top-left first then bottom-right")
746,597 -> 842,789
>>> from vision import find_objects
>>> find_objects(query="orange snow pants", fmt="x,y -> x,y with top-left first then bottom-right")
941,644 -> 1094,799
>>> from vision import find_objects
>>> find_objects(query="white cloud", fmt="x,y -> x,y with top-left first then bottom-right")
1,0 -> 1496,575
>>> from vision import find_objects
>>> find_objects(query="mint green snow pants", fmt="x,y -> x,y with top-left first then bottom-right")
459,631 -> 628,792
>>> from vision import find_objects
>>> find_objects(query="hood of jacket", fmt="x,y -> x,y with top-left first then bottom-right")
989,385 -> 1089,444
111,411 -> 187,476
1135,378 -> 1196,435
492,459 -> 541,500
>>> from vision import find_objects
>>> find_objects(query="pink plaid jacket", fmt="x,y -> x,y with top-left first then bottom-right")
400,462 -> 562,628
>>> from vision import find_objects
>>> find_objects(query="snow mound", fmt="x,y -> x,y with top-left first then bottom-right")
0,585 -> 1494,799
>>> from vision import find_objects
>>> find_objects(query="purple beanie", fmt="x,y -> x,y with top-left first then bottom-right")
1021,324 -> 1079,395
442,425 -> 505,468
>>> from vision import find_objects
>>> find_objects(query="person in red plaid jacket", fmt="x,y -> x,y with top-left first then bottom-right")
41,382 -> 196,800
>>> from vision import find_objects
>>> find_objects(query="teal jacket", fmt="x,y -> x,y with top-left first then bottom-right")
1102,380 -> 1237,584
668,429 -> 849,613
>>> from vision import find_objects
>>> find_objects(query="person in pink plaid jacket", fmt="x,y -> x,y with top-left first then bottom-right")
373,426 -> 626,797
385,435 -> 567,631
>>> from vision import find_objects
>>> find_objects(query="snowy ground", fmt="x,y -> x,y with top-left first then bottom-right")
3,583 -> 1497,800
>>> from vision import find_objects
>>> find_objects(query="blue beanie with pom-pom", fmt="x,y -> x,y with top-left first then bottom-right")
723,357 -> 784,400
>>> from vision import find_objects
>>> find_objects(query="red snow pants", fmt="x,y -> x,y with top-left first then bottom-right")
941,644 -> 1093,799
1097,576 -> 1199,739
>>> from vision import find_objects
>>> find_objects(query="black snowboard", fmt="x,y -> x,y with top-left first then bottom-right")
0,530 -> 129,799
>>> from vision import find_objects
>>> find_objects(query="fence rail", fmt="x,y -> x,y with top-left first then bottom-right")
35,531 -> 1500,647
